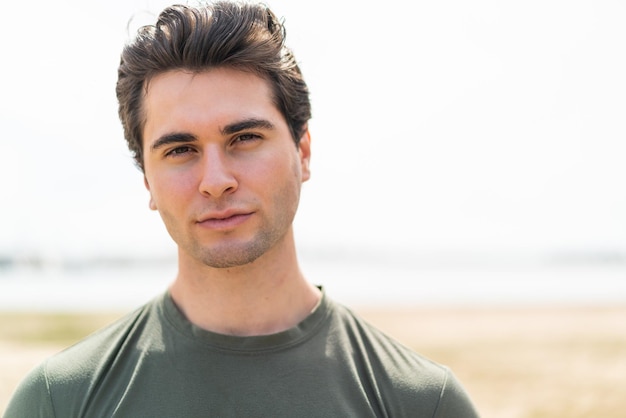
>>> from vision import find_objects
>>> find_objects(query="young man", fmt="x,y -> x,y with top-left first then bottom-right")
5,2 -> 479,417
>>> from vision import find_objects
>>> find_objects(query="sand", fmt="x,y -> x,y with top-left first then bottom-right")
2,304 -> 625,417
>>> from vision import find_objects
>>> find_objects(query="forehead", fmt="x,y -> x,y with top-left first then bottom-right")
142,68 -> 283,141
144,68 -> 275,112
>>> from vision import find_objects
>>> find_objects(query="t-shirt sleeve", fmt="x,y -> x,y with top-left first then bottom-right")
3,362 -> 55,418
433,368 -> 481,418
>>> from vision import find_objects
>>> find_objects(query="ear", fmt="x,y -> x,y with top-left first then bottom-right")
144,176 -> 157,211
298,129 -> 311,182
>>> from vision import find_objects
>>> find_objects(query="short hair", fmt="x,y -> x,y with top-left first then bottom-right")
116,1 -> 311,171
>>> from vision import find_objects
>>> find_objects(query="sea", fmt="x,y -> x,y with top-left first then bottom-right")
1,251 -> 625,312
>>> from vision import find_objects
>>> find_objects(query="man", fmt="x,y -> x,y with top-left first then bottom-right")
4,2 -> 479,417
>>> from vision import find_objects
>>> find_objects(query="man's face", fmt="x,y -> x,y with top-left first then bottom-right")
142,68 -> 310,268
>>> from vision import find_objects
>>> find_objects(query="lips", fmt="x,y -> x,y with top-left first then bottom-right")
197,210 -> 253,230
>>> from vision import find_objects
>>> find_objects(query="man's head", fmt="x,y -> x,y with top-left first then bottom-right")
116,1 -> 311,171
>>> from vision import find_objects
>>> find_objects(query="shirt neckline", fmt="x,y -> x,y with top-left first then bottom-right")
159,287 -> 331,353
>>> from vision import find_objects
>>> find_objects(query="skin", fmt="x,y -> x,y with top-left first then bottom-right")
142,68 -> 320,336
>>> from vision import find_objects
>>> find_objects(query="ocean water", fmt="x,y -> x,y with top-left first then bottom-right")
1,255 -> 625,311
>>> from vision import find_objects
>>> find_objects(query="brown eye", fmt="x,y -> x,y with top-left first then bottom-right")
167,146 -> 194,156
235,133 -> 262,143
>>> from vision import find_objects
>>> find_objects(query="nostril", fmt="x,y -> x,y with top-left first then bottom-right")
198,168 -> 238,197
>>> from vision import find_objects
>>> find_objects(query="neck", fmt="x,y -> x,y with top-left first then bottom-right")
168,232 -> 321,337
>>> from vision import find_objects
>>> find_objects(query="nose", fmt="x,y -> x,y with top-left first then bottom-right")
198,147 -> 238,198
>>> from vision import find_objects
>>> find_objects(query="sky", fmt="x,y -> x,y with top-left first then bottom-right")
1,0 -> 625,262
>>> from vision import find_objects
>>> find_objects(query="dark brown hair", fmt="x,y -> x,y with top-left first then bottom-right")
116,1 -> 311,170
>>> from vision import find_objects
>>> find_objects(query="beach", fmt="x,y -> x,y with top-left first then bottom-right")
2,304 -> 625,417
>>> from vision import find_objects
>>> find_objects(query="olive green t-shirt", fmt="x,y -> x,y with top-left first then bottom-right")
4,290 -> 479,417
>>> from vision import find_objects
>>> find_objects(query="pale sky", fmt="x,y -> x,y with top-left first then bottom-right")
1,0 -> 625,261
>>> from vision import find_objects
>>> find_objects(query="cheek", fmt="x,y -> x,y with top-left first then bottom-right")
277,157 -> 304,202
150,172 -> 197,207
256,158 -> 301,193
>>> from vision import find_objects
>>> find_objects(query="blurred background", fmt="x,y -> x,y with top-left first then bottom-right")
1,0 -> 625,309
2,1 -> 626,417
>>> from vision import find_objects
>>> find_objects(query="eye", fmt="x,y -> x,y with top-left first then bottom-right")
165,145 -> 195,157
234,133 -> 262,144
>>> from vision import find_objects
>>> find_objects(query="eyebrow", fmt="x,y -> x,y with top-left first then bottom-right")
150,132 -> 198,153
220,118 -> 275,135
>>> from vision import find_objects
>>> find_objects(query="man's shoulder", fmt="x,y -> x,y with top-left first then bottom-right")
47,297 -> 160,378
3,297 -> 163,418
330,301 -> 448,374
327,300 -> 480,417
42,296 -> 161,389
